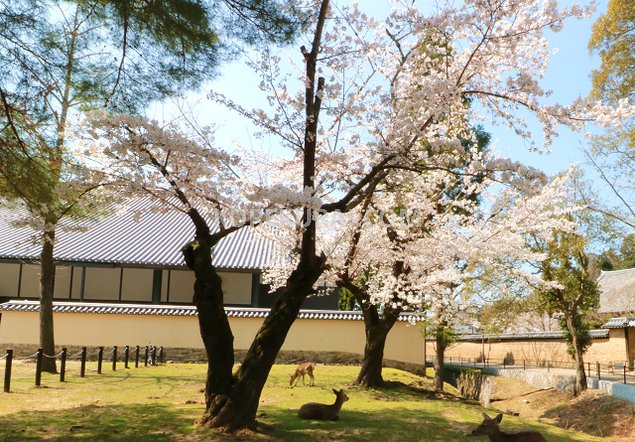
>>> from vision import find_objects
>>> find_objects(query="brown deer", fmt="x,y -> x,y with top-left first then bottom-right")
298,388 -> 349,420
289,361 -> 316,387
471,413 -> 547,441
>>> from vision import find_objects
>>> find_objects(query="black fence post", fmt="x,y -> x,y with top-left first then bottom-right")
151,346 -> 157,365
112,346 -> 117,371
587,362 -> 591,379
80,347 -> 87,378
144,346 -> 149,367
4,349 -> 13,393
523,359 -> 526,371
35,349 -> 43,387
60,348 -> 67,382
596,361 -> 601,380
135,345 -> 140,368
624,362 -> 627,384
159,346 -> 164,364
124,346 -> 130,369
97,346 -> 104,374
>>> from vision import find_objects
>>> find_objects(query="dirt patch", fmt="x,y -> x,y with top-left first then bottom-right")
488,376 -> 635,441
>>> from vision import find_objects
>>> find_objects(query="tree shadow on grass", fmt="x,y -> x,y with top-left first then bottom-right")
260,407 -> 476,442
0,403 -> 226,441
0,393 -> 604,442
261,404 -> 603,442
354,380 -> 469,405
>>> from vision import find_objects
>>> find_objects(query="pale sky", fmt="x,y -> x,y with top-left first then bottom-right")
151,0 -> 607,178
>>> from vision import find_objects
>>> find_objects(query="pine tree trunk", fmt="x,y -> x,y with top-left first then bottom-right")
198,253 -> 326,431
433,324 -> 446,391
39,228 -> 57,374
356,305 -> 401,388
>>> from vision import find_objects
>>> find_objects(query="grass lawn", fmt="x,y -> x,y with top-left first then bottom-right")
0,360 -> 613,441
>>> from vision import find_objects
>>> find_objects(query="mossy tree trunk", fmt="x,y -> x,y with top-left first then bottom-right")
433,322 -> 447,391
565,314 -> 588,395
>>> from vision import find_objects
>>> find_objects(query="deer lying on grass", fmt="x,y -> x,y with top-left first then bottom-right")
471,413 -> 547,441
289,361 -> 316,387
298,388 -> 349,421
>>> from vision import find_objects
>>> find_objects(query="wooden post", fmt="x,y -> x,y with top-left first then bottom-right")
124,346 -> 129,369
4,349 -> 13,393
112,346 -> 118,371
60,348 -> 67,382
596,361 -> 601,380
159,346 -> 164,364
523,359 -> 526,371
144,346 -> 149,367
97,346 -> 103,374
587,362 -> 591,379
624,362 -> 627,384
35,349 -> 43,387
151,346 -> 157,365
135,345 -> 140,368
80,347 -> 87,378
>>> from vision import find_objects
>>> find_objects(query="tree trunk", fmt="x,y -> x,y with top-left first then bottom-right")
356,304 -> 401,388
198,253 -> 326,431
39,227 -> 57,374
195,0 -> 331,431
565,315 -> 587,395
182,235 -> 235,419
433,324 -> 446,391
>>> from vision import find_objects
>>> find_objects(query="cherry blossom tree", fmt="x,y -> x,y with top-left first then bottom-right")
91,0 -> 632,432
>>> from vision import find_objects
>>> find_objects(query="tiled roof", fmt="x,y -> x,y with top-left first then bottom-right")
0,300 -> 424,322
597,268 -> 635,314
0,198 -> 274,270
602,317 -> 635,329
455,329 -> 609,341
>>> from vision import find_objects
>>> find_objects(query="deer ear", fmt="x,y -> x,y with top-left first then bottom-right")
494,413 -> 503,423
482,413 -> 491,420
333,388 -> 339,394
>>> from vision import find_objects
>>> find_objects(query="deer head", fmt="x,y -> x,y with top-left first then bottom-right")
471,413 -> 503,437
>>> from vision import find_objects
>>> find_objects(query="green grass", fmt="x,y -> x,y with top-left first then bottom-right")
0,360 -> 612,441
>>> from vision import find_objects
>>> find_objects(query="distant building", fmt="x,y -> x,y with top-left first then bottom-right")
0,198 -> 338,309
598,268 -> 635,315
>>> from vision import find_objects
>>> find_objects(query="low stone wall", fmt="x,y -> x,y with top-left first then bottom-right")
443,365 -> 487,401
483,367 -> 577,394
589,378 -> 635,403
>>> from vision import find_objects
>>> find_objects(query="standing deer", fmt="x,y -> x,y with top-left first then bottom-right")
471,413 -> 547,441
298,388 -> 349,420
289,361 -> 316,387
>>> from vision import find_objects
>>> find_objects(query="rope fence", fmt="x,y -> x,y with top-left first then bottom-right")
1,345 -> 164,393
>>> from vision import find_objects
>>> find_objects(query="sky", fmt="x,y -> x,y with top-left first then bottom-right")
151,0 -> 607,178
